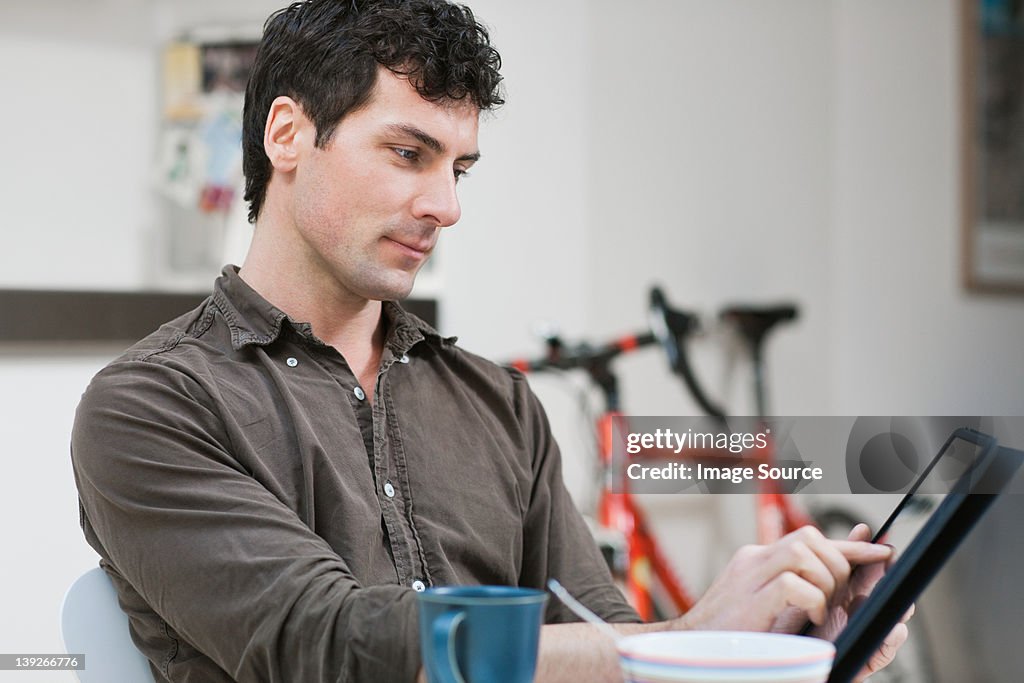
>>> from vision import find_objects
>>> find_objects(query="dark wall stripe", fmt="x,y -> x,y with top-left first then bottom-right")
0,291 -> 437,343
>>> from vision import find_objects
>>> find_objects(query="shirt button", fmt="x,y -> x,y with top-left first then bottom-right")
353,386 -> 366,401
383,482 -> 396,498
399,353 -> 410,364
286,357 -> 298,367
412,580 -> 426,592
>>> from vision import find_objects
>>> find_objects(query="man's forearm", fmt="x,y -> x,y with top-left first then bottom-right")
415,622 -> 671,683
534,620 -> 676,683
416,620 -> 675,683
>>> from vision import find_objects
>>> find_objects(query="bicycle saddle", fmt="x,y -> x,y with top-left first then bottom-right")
719,305 -> 798,347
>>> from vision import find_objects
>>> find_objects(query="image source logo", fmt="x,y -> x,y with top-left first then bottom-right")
613,416 -> 1020,495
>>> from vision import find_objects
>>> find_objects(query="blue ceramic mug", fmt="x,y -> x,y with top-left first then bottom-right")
417,586 -> 548,683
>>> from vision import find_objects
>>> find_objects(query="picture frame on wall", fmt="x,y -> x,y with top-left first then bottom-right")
155,34 -> 260,289
962,0 -> 1024,293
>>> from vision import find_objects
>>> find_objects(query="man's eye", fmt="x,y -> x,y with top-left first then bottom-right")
454,169 -> 470,182
394,148 -> 419,161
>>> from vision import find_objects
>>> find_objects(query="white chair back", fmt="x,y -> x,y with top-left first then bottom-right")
60,567 -> 155,682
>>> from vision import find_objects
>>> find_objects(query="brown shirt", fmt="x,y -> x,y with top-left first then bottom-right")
71,266 -> 638,682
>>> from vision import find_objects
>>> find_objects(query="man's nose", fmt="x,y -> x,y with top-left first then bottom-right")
412,171 -> 462,228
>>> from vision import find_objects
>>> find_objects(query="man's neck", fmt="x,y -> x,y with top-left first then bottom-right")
239,220 -> 386,400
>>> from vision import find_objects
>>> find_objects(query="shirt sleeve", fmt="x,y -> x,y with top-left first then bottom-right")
509,370 -> 642,625
72,358 -> 423,683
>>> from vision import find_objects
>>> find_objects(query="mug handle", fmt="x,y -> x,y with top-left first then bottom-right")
430,610 -> 467,683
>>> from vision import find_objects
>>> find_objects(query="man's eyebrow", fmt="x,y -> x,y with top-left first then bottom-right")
384,123 -> 481,162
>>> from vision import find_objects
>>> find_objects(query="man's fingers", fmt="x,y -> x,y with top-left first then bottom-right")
855,623 -> 909,681
695,523 -> 902,636
772,528 -> 854,581
900,603 -> 916,624
848,553 -> 887,595
846,522 -> 871,543
758,535 -> 840,599
832,539 -> 892,564
885,542 -> 900,569
758,571 -> 829,625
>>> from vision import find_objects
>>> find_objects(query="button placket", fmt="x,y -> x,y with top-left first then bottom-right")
371,371 -> 418,585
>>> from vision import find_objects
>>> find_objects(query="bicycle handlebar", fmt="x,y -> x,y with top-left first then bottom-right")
649,287 -> 728,421
506,331 -> 658,374
504,289 -> 720,418
504,287 -> 797,421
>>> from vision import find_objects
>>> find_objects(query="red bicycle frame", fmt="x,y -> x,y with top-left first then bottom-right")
507,290 -> 808,621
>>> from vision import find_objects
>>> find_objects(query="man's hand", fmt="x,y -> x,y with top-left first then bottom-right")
812,524 -> 913,682
673,524 -> 912,682
675,525 -> 891,633
529,524 -> 913,683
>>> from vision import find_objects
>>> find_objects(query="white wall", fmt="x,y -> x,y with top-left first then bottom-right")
577,2 -> 1022,681
831,0 -> 1024,416
0,36 -> 153,290
584,0 -> 835,420
0,352 -> 118,679
0,5 -> 160,674
830,2 -> 1024,679
1,0 -> 1021,679
442,0 -> 590,357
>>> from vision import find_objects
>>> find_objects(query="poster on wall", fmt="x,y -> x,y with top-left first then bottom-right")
155,36 -> 443,295
963,0 -> 1024,293
156,39 -> 258,288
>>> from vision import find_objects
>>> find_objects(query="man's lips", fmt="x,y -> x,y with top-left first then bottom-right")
386,236 -> 435,257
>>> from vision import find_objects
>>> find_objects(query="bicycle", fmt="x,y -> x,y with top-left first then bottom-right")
506,287 -> 810,621
506,286 -> 936,682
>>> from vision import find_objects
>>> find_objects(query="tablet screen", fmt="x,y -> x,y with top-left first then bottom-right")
797,429 -> 994,637
826,429 -> 1020,682
871,429 -> 991,546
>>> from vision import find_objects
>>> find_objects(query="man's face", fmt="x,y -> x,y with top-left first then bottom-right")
289,68 -> 480,302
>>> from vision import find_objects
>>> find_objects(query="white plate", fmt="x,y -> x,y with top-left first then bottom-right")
617,631 -> 835,683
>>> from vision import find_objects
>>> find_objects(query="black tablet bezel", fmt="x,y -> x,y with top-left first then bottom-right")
827,429 -> 1021,682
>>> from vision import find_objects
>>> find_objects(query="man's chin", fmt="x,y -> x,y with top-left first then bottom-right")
360,278 -> 417,302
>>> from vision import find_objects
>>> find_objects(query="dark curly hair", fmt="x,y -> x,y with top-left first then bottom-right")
242,0 -> 504,223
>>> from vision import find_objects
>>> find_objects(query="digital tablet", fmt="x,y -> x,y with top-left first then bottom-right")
826,428 -> 1022,682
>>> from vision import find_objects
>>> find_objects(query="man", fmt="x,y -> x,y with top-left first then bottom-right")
72,1 -> 907,681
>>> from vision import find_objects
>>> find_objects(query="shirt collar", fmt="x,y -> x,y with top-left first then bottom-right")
212,265 -> 453,353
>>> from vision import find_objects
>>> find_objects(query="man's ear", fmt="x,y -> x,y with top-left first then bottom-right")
263,96 -> 310,173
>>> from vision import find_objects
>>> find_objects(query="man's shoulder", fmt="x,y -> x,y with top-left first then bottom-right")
84,294 -> 230,403
386,301 -> 522,387
113,297 -> 218,362
422,334 -> 539,418
103,265 -> 277,370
